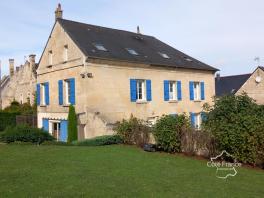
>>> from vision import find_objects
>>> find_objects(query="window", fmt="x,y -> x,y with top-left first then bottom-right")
136,80 -> 146,101
194,113 -> 201,130
126,48 -> 138,55
27,92 -> 31,104
158,52 -> 170,59
48,50 -> 53,65
64,45 -> 68,62
64,80 -> 71,105
169,81 -> 177,100
93,43 -> 107,51
184,57 -> 192,62
40,83 -> 46,105
20,94 -> 23,104
193,82 -> 201,100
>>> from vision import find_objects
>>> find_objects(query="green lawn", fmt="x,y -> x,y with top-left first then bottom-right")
0,145 -> 263,197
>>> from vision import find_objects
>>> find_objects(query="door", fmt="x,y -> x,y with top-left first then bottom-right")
60,120 -> 68,142
52,122 -> 61,141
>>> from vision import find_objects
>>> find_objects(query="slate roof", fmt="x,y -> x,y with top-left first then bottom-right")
215,73 -> 251,96
58,19 -> 218,71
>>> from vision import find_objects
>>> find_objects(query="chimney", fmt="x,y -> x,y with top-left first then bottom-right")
216,73 -> 220,81
55,3 -> 63,20
9,59 -> 14,77
137,26 -> 141,34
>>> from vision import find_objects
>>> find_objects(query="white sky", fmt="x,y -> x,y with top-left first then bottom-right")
1,0 -> 264,77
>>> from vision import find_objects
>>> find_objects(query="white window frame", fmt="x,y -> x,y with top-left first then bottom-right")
64,80 -> 71,105
48,50 -> 53,65
169,81 -> 177,101
40,83 -> 46,106
193,82 -> 201,101
136,79 -> 146,101
194,113 -> 201,130
64,45 -> 68,62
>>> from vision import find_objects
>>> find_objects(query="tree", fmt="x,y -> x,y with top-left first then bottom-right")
67,105 -> 78,143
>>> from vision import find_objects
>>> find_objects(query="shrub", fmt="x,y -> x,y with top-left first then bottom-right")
0,125 -> 54,144
67,105 -> 78,143
72,135 -> 123,146
41,141 -> 72,146
114,115 -> 150,147
153,114 -> 189,153
0,112 -> 19,131
203,94 -> 264,165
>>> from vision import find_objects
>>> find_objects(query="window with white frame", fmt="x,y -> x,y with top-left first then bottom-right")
64,80 -> 71,105
136,79 -> 146,101
48,50 -> 53,65
40,83 -> 46,105
194,113 -> 201,130
193,82 -> 201,100
64,45 -> 68,62
169,81 -> 177,100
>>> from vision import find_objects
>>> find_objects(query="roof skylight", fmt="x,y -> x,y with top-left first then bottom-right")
93,43 -> 107,51
158,52 -> 170,59
126,48 -> 138,55
184,57 -> 192,62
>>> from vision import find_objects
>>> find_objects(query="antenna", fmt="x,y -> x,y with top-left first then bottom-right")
254,57 -> 260,66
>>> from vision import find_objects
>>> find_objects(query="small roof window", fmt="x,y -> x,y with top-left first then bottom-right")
93,43 -> 107,51
184,57 -> 192,62
158,52 -> 170,59
126,48 -> 138,55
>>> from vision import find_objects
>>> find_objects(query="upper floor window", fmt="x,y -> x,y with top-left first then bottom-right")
126,48 -> 138,55
36,82 -> 49,106
158,52 -> 170,59
169,81 -> 176,100
189,81 -> 205,101
130,79 -> 152,102
93,43 -> 107,51
58,78 -> 75,105
48,50 -> 53,65
64,45 -> 68,62
164,80 -> 182,101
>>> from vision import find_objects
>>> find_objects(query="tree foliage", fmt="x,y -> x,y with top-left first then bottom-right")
67,105 -> 78,143
153,114 -> 190,153
203,93 -> 264,165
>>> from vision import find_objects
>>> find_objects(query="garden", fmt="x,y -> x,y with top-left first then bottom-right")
0,94 -> 264,197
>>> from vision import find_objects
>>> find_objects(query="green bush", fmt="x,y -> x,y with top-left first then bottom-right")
0,125 -> 54,144
153,114 -> 190,153
41,141 -> 72,146
114,115 -> 150,147
67,105 -> 78,143
0,112 -> 19,131
203,94 -> 264,165
72,135 -> 123,146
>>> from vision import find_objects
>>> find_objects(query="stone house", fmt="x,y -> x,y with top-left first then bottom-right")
0,55 -> 37,109
215,66 -> 264,104
37,5 -> 218,141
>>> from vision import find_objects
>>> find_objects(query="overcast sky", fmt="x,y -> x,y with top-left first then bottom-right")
1,0 -> 264,77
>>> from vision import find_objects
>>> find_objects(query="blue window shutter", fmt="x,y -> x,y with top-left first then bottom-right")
44,82 -> 50,105
130,79 -> 137,102
36,84 -> 40,106
60,120 -> 68,142
177,81 -> 182,101
58,80 -> 63,105
201,82 -> 205,100
190,112 -> 195,128
189,81 -> 194,100
146,80 -> 152,101
164,80 -> 169,101
42,118 -> 49,132
69,78 -> 75,105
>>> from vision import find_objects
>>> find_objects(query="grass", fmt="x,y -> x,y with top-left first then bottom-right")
0,144 -> 263,197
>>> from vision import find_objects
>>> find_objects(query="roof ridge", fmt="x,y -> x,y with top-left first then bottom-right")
219,73 -> 251,78
58,18 -> 155,38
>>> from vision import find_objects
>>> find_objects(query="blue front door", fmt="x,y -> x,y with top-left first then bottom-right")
60,120 -> 68,142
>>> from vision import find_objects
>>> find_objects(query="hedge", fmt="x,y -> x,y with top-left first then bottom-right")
0,112 -> 19,131
72,135 -> 123,146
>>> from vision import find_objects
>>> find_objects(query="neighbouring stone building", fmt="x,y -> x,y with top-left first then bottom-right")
215,66 -> 264,104
0,55 -> 37,109
37,4 -> 218,141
